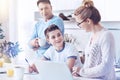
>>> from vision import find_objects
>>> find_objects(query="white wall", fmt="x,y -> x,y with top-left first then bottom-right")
50,0 -> 82,10
105,0 -> 120,21
0,0 -> 9,42
17,0 -> 38,61
9,0 -> 18,42
9,0 -> 38,62
94,0 -> 120,21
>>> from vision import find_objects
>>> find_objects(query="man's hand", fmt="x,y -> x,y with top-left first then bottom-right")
30,38 -> 40,50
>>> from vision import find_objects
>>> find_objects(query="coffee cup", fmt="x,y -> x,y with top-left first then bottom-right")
38,38 -> 46,47
14,66 -> 25,80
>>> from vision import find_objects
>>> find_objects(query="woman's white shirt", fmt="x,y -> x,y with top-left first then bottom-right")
80,29 -> 116,80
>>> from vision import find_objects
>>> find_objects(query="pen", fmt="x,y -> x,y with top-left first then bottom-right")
25,58 -> 30,66
0,71 -> 6,74
25,58 -> 39,73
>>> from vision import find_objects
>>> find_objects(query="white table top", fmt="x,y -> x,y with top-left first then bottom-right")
0,63 -> 120,80
0,70 -> 107,80
0,74 -> 105,80
0,73 -> 38,80
0,67 -> 103,80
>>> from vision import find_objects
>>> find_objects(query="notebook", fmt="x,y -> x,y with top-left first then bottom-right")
35,61 -> 75,80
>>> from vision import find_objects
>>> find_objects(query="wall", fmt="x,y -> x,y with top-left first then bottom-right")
93,0 -> 120,21
50,0 -> 82,10
105,0 -> 120,21
8,0 -> 38,62
9,0 -> 18,42
17,0 -> 38,61
0,0 -> 9,42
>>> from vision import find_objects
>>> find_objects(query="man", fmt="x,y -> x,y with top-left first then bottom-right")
29,0 -> 64,57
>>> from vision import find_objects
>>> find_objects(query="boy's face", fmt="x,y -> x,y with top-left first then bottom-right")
47,30 -> 64,48
38,2 -> 53,20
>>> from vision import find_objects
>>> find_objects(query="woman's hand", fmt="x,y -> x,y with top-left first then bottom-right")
72,67 -> 81,77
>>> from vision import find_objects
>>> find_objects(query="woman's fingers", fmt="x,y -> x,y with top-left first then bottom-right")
72,71 -> 80,77
72,67 -> 80,77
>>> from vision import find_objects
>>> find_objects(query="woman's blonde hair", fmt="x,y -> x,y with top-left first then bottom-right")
81,0 -> 94,7
74,0 -> 101,24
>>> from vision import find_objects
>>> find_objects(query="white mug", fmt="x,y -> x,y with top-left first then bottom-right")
14,66 -> 25,80
38,38 -> 46,47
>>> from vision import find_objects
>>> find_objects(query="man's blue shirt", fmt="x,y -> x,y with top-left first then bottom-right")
30,15 -> 64,57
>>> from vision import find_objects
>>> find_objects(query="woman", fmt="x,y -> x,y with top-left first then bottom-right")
73,0 -> 116,80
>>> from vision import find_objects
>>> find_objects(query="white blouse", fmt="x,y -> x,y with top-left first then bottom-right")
80,29 -> 116,80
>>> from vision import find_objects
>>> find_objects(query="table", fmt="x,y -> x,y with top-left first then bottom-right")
0,63 -> 39,80
0,72 -> 120,80
0,73 -> 39,80
0,63 -> 120,80
115,68 -> 120,80
0,74 -> 104,80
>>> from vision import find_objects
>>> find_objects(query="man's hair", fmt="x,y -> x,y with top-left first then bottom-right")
37,0 -> 51,6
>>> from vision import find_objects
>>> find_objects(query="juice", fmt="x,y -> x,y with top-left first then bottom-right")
7,69 -> 14,77
0,60 -> 3,67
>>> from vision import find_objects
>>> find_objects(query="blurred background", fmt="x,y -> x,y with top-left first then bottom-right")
0,0 -> 120,65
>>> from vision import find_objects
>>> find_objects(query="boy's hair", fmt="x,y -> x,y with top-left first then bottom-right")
37,0 -> 51,6
44,24 -> 61,38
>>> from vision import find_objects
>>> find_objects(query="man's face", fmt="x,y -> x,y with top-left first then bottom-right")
38,2 -> 53,20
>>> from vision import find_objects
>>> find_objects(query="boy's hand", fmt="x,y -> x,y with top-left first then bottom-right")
29,64 -> 39,73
